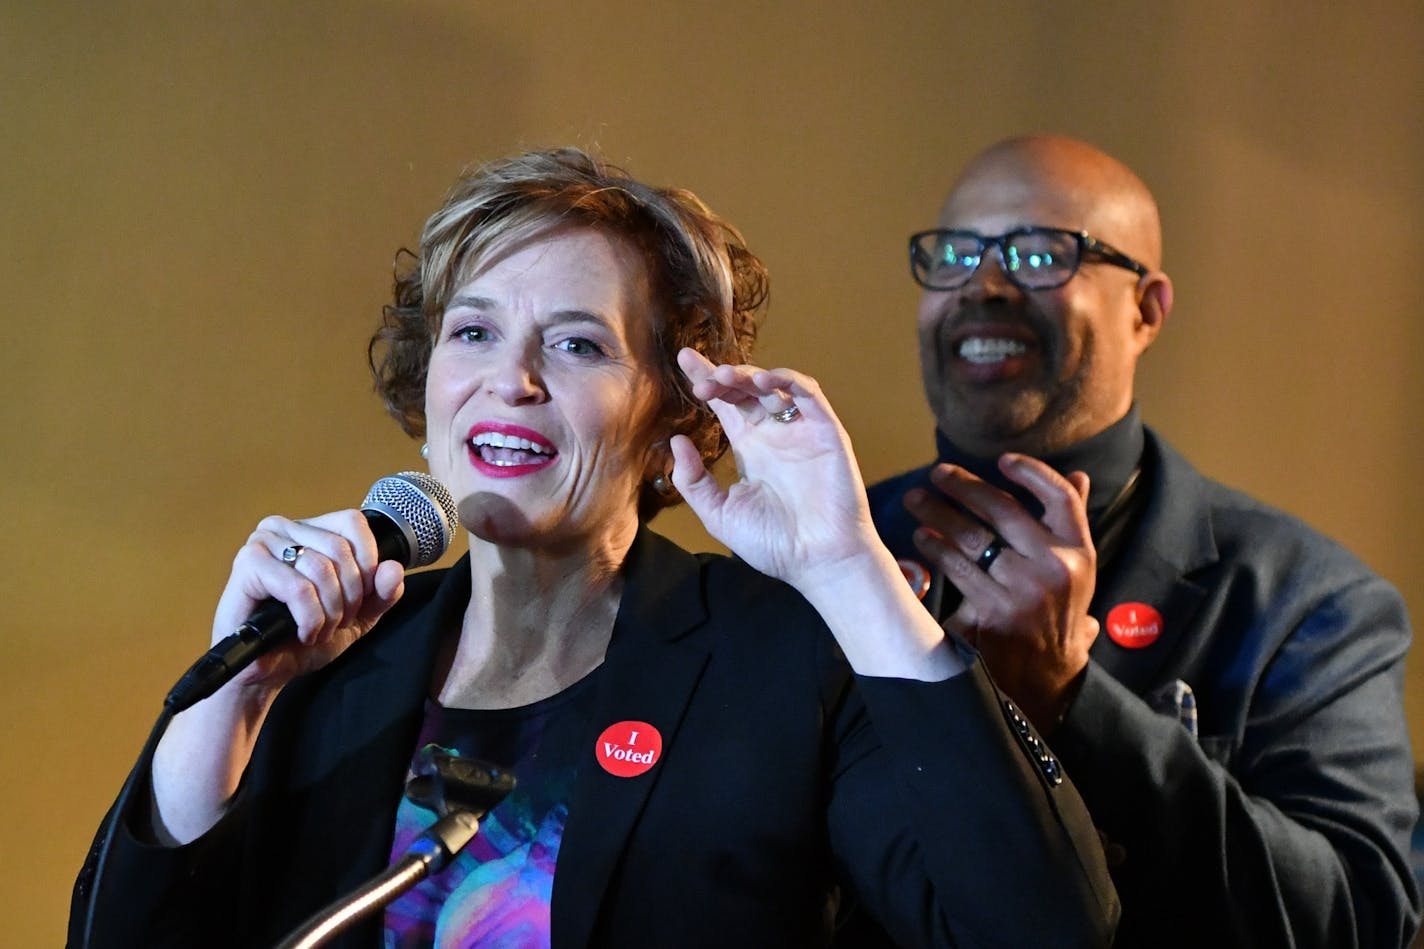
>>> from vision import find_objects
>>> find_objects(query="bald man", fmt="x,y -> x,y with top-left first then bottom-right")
867,135 -> 1419,947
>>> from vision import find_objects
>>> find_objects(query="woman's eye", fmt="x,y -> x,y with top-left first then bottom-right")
452,325 -> 490,343
554,337 -> 605,357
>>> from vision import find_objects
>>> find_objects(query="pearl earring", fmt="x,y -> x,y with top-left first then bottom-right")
420,443 -> 430,460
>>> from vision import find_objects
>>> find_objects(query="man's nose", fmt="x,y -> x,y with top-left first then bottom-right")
961,244 -> 1020,300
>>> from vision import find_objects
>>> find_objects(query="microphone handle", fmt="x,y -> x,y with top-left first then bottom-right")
164,601 -> 295,712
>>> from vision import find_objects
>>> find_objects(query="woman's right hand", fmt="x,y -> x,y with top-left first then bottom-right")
212,508 -> 408,696
148,509 -> 407,845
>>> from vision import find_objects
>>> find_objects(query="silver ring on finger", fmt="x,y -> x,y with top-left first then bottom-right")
281,544 -> 305,565
976,537 -> 1008,573
770,403 -> 801,423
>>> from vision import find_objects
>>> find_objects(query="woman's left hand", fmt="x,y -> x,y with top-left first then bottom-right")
670,347 -> 878,591
672,347 -> 963,681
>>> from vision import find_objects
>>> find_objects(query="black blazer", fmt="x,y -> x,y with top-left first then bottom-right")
72,528 -> 1116,948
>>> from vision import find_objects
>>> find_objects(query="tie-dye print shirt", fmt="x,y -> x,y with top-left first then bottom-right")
383,672 -> 599,948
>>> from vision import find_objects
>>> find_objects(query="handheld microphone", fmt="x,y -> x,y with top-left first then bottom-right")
163,472 -> 458,712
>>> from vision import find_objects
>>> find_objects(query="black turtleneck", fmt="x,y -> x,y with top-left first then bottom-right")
867,403 -> 1152,595
932,404 -> 1145,525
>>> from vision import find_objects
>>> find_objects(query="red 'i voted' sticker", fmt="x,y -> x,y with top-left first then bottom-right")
596,721 -> 663,778
1106,602 -> 1163,649
897,559 -> 931,600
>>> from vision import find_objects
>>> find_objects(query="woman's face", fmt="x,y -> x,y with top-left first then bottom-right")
424,226 -> 666,552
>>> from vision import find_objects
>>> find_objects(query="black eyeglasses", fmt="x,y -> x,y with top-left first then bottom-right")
909,226 -> 1148,291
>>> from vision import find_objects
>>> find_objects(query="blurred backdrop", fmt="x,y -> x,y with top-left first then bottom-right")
4,2 -> 1422,942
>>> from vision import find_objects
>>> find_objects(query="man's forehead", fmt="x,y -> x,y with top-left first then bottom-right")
933,140 -> 1161,263
937,173 -> 1095,232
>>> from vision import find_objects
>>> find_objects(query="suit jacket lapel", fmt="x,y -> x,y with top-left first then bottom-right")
552,528 -> 714,949
1088,431 -> 1218,694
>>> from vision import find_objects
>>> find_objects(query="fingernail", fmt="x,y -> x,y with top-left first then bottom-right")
905,488 -> 926,507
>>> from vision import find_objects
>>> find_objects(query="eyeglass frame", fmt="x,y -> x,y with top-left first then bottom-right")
908,225 -> 1149,291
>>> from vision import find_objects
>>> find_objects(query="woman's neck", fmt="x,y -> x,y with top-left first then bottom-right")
432,524 -> 636,710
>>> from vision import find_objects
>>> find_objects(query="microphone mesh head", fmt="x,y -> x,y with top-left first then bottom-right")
362,471 -> 458,567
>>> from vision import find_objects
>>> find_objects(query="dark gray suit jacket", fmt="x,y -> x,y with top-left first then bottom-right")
869,427 -> 1420,948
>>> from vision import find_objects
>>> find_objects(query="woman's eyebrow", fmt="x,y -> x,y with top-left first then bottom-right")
445,294 -> 495,311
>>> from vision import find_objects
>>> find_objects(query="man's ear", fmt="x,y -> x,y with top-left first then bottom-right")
1134,270 -> 1174,349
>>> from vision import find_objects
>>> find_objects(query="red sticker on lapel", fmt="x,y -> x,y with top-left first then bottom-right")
1106,602 -> 1163,649
897,558 -> 931,600
596,721 -> 663,777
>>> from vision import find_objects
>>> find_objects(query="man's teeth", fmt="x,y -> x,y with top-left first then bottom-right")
958,337 -> 1028,364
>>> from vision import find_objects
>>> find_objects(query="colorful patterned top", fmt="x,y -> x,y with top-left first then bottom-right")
383,671 -> 600,948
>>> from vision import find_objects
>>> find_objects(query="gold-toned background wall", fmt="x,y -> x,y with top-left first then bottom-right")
4,2 -> 1421,941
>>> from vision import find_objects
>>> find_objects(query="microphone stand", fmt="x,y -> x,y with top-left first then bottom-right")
272,809 -> 482,949
273,747 -> 515,949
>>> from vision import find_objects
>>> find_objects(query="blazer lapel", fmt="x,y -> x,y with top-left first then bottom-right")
323,562 -> 471,902
552,528 -> 714,949
1088,432 -> 1218,695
